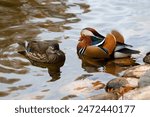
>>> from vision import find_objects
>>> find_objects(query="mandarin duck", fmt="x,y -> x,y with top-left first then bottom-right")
77,27 -> 140,59
18,40 -> 65,65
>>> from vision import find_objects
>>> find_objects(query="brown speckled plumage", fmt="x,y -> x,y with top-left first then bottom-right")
19,40 -> 65,64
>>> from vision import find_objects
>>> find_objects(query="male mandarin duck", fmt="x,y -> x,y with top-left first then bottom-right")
18,40 -> 65,64
77,27 -> 140,59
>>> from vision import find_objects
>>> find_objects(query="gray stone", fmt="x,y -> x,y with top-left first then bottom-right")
123,64 -> 150,78
126,77 -> 139,88
139,70 -> 150,87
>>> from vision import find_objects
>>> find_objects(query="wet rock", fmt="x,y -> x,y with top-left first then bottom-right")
123,64 -> 150,78
119,86 -> 150,100
125,77 -> 139,88
60,79 -> 105,96
143,52 -> 150,64
105,78 -> 135,96
139,70 -> 150,87
88,92 -> 118,100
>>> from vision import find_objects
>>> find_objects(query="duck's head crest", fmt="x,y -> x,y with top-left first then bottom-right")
81,27 -> 105,39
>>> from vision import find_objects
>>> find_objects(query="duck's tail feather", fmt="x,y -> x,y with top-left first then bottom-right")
117,42 -> 133,48
116,48 -> 140,54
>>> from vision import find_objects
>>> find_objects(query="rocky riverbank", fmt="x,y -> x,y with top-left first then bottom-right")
89,52 -> 150,100
61,53 -> 150,100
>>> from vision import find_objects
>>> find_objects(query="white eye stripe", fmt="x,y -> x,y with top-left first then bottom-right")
81,30 -> 94,36
79,47 -> 86,55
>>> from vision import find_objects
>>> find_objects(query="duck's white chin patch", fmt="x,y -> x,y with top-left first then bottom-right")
114,52 -> 131,58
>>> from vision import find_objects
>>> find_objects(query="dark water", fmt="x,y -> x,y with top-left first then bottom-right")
0,0 -> 150,99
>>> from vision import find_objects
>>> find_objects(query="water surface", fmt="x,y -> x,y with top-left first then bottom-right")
0,0 -> 150,99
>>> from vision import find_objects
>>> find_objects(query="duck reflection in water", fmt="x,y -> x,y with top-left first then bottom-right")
78,55 -> 138,76
18,40 -> 65,82
78,55 -> 107,73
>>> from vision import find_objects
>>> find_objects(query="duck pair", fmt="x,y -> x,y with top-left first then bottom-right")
19,27 -> 140,65
77,27 -> 140,60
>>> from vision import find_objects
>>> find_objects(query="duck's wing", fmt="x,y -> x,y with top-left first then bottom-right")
115,41 -> 140,54
116,48 -> 140,54
27,40 -> 57,54
46,46 -> 65,63
80,46 -> 109,59
27,41 -> 41,53
102,34 -> 117,55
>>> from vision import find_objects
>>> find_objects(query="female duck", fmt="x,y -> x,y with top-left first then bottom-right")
78,27 -> 140,59
18,40 -> 65,64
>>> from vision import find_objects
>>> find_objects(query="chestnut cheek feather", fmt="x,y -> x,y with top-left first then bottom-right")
78,36 -> 83,41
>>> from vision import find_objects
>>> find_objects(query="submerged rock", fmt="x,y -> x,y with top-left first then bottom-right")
61,95 -> 77,100
139,70 -> 150,87
123,64 -> 150,78
60,78 -> 105,97
119,86 -> 150,100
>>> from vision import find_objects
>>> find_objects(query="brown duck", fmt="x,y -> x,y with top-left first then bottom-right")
18,40 -> 65,65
